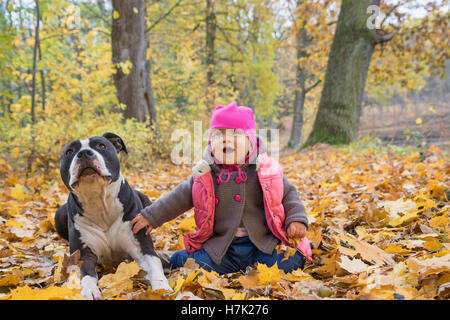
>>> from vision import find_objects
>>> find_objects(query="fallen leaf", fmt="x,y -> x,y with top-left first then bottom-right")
177,215 -> 196,233
98,261 -> 141,299
256,263 -> 280,286
336,233 -> 395,266
8,285 -> 83,300
337,255 -> 369,274
10,184 -> 27,201
406,255 -> 450,277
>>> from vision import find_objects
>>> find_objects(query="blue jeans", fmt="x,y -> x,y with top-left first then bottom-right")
169,236 -> 305,274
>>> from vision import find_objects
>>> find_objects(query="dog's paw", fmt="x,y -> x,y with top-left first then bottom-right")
150,278 -> 173,293
81,275 -> 102,300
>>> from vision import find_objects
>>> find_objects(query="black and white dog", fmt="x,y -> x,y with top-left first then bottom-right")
55,132 -> 171,299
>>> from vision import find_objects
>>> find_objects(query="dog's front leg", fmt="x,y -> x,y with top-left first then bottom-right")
79,247 -> 102,300
68,219 -> 102,300
139,254 -> 172,292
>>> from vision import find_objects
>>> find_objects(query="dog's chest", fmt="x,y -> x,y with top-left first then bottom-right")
73,178 -> 141,263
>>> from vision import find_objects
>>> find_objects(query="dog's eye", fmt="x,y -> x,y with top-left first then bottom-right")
97,143 -> 106,150
65,149 -> 73,156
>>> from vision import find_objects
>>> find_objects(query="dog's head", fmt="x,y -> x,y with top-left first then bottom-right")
60,132 -> 127,191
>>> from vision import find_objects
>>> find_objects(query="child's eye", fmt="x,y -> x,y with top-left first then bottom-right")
210,129 -> 224,139
232,130 -> 245,137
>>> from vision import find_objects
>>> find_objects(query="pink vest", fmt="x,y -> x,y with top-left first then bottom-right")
184,153 -> 312,261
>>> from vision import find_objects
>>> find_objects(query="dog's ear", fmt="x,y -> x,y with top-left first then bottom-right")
102,132 -> 128,154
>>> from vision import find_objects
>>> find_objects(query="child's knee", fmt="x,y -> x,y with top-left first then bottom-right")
169,250 -> 189,268
279,252 -> 305,273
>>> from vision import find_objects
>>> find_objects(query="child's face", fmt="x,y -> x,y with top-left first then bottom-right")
210,128 -> 252,165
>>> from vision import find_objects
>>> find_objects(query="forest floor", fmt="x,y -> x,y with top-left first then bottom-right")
0,143 -> 449,300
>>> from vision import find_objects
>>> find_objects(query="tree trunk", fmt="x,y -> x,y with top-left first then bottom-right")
288,6 -> 308,149
111,0 -> 157,124
304,0 -> 390,147
30,0 -> 40,124
205,0 -> 216,110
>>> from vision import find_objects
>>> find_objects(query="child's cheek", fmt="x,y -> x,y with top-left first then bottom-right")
211,140 -> 226,163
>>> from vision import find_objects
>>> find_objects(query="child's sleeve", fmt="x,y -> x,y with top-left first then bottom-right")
141,176 -> 194,228
282,176 -> 309,230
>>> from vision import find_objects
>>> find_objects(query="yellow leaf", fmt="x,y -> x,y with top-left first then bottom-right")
170,269 -> 200,299
53,258 -> 64,282
10,184 -> 27,200
5,219 -> 23,228
0,274 -> 23,287
222,288 -> 245,300
422,237 -> 442,252
379,198 -> 416,222
416,118 -> 422,125
389,211 -> 419,227
406,255 -> 450,276
113,10 -> 120,19
280,246 -> 297,262
11,147 -> 19,159
98,261 -> 141,299
384,244 -> 413,255
429,214 -> 449,231
4,174 -> 19,186
238,270 -> 259,289
280,269 -> 315,282
178,215 -> 196,233
133,7 -> 138,14
336,234 -> 395,265
337,255 -> 369,274
256,263 -> 280,286
7,203 -> 20,216
8,285 -> 82,300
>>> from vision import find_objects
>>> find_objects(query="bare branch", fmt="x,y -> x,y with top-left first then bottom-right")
374,30 -> 397,44
305,79 -> 321,93
146,0 -> 183,33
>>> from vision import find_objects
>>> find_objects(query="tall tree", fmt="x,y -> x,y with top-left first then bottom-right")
30,0 -> 41,124
205,0 -> 216,110
287,0 -> 328,149
111,0 -> 157,124
304,0 -> 395,147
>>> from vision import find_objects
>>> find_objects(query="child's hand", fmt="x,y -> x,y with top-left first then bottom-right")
130,213 -> 153,236
287,222 -> 307,240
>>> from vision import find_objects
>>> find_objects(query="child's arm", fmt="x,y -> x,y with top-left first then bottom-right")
131,176 -> 194,234
282,176 -> 309,238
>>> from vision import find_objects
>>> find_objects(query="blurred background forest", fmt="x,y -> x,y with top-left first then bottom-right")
0,0 -> 449,177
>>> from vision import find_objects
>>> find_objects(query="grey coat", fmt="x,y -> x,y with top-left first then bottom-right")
141,137 -> 309,264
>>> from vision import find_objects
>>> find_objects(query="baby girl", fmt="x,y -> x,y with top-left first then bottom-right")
130,101 -> 311,274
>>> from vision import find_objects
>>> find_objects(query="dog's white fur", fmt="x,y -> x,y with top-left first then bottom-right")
70,142 -> 171,299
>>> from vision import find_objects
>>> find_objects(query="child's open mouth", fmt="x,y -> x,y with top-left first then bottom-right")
223,147 -> 235,154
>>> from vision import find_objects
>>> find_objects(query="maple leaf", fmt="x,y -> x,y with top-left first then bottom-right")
238,269 -> 259,289
256,263 -> 280,286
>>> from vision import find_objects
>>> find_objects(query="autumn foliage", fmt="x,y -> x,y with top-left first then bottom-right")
0,142 -> 448,300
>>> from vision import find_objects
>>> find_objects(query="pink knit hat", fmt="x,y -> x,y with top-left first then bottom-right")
209,101 -> 258,162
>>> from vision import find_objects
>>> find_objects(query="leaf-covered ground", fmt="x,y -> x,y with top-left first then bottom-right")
0,143 -> 449,300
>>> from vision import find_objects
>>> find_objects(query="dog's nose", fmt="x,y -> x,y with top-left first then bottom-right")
77,149 -> 95,160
